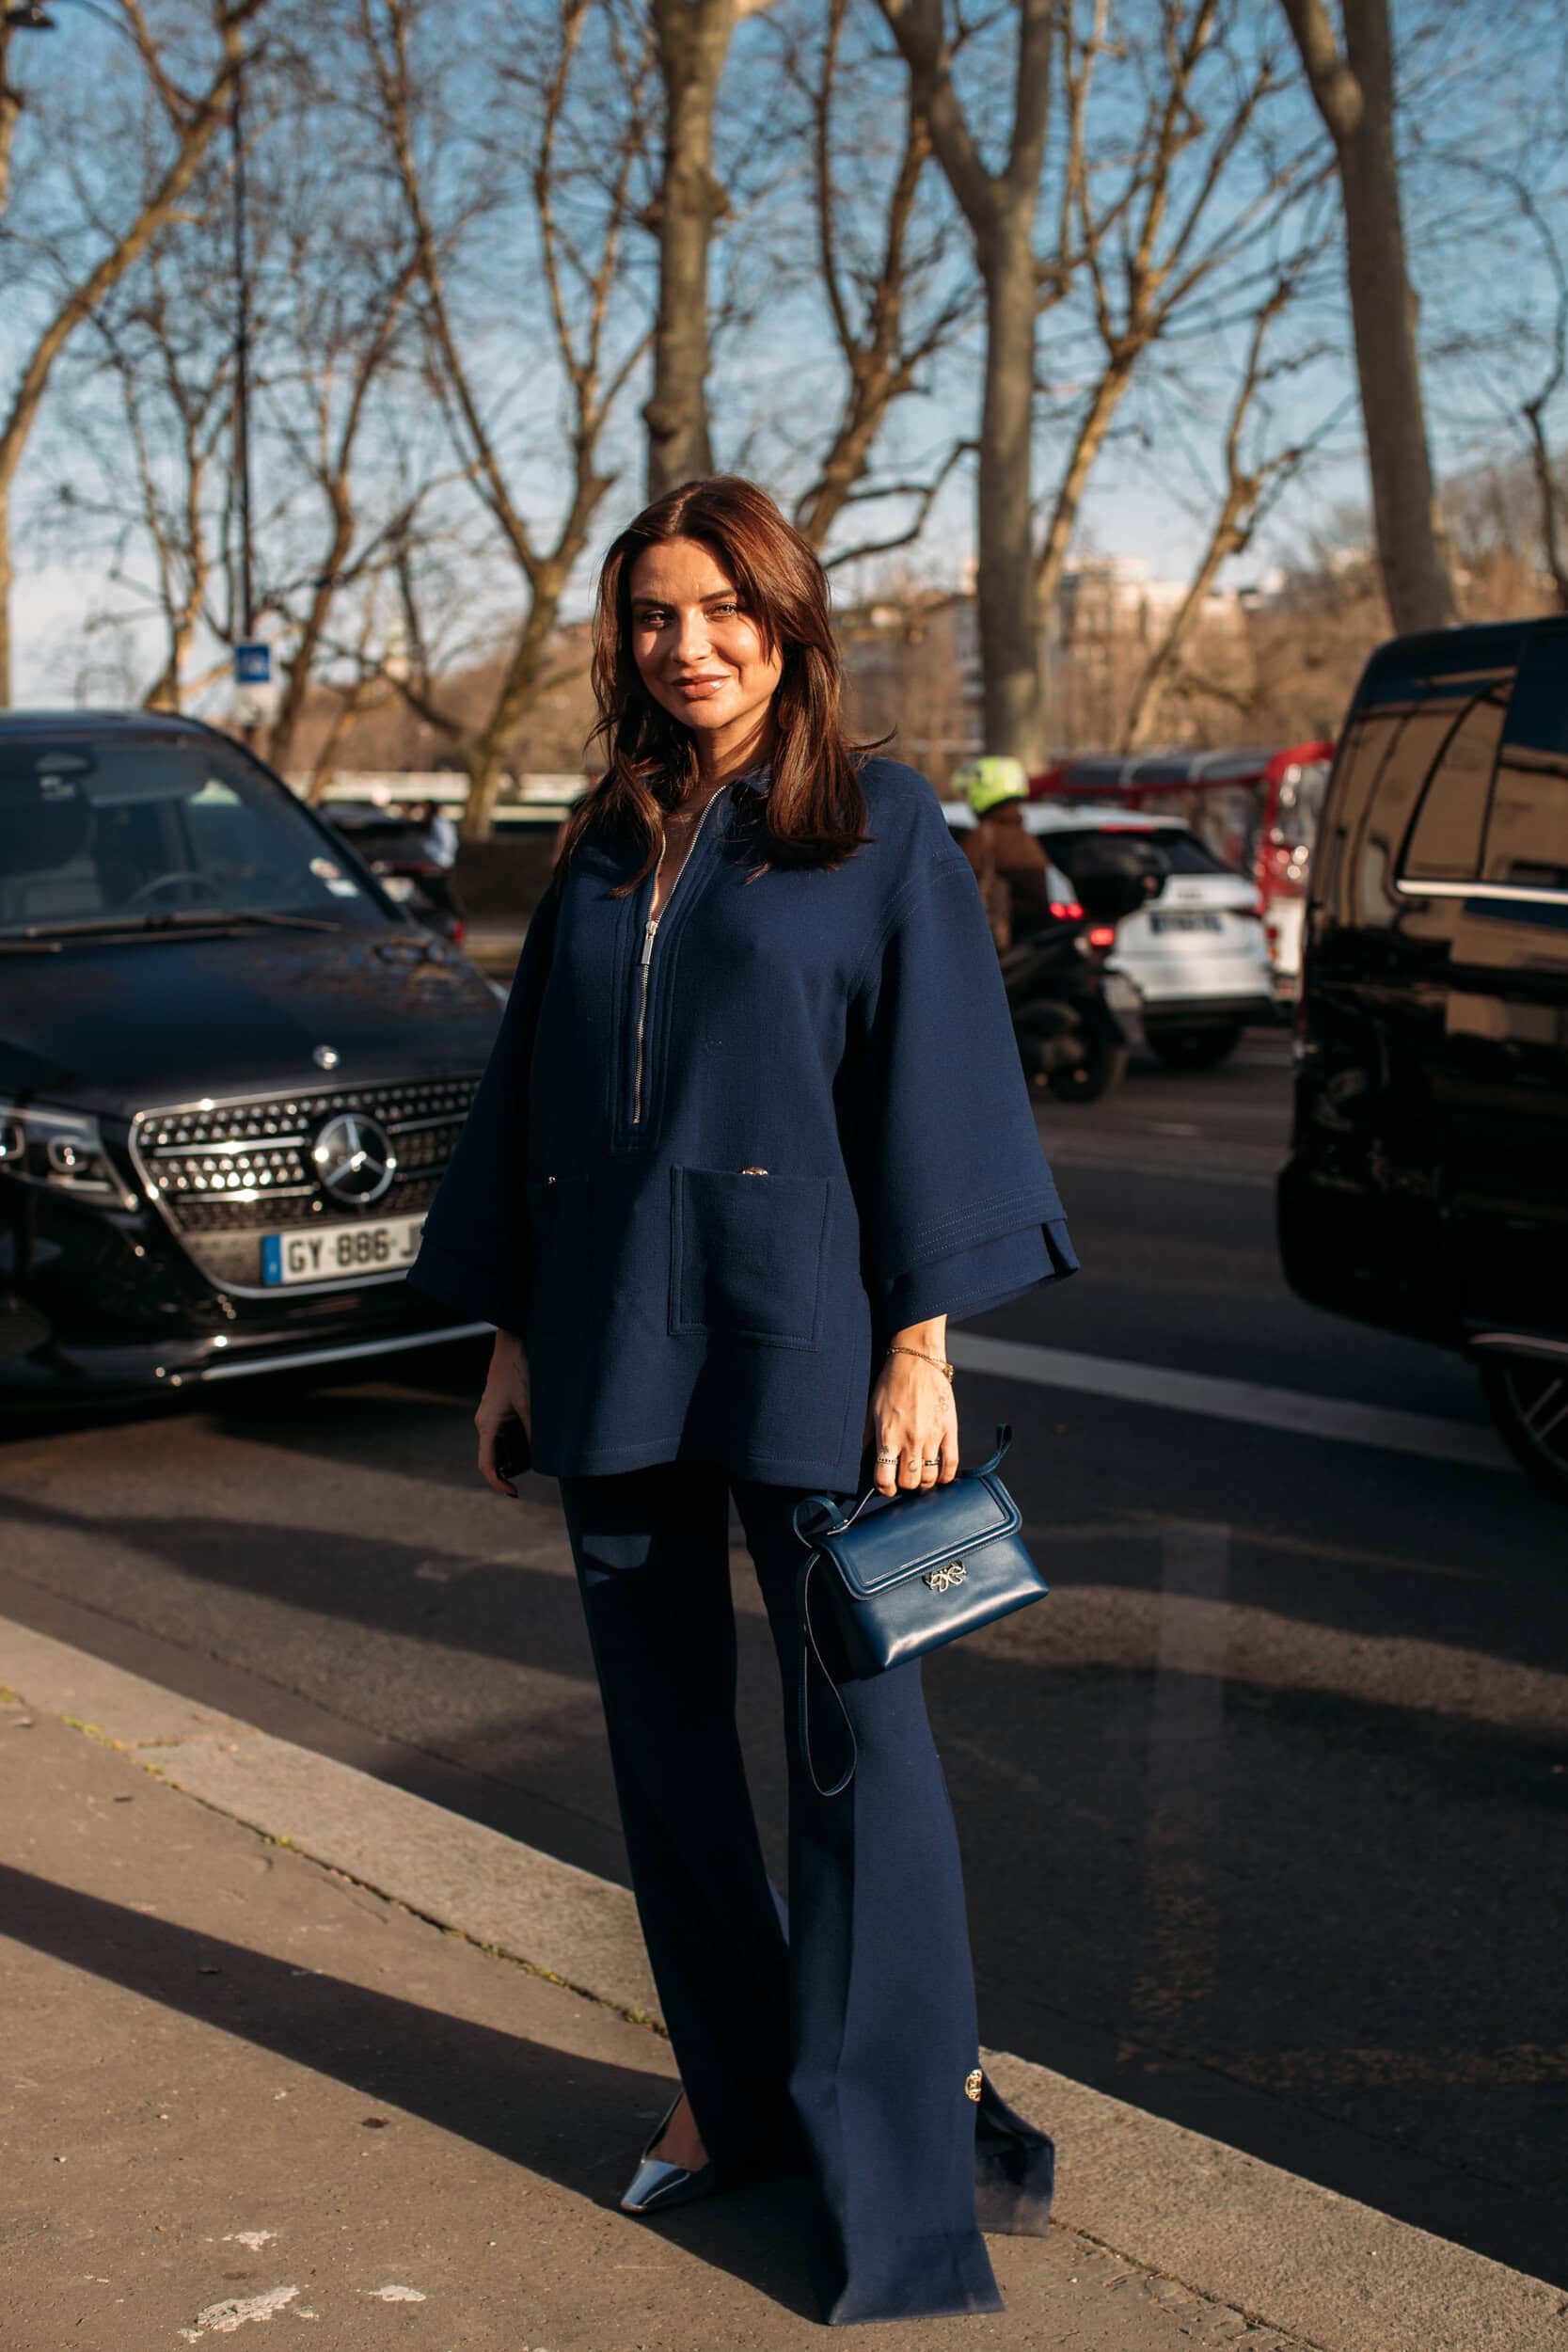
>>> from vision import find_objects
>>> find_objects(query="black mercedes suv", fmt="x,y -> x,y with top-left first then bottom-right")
0,711 -> 502,1400
1278,618 -> 1568,1497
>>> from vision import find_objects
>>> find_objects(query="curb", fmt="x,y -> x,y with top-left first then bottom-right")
5,1613 -> 1561,2352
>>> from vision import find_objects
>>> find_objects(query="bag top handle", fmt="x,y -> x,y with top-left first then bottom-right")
790,1420 -> 1012,1549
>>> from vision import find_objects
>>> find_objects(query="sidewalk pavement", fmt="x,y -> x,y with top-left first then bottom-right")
2,1621 -> 1560,2352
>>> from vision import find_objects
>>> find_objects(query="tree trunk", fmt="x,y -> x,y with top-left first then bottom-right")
977,214 -> 1042,763
305,687 -> 367,803
879,0 -> 1053,761
1282,0 -> 1456,634
266,490 -> 353,774
643,0 -> 737,500
461,590 -> 562,840
1037,355 -> 1134,625
0,479 -> 11,715
1122,492 -> 1247,749
0,24 -> 23,221
1524,401 -> 1568,613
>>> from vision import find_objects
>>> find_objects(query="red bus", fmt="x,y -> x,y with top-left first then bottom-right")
1030,741 -> 1335,996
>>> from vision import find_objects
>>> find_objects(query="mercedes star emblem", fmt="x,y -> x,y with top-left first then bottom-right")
311,1111 -> 397,1206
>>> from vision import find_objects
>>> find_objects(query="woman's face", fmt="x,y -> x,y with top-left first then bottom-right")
628,537 -> 784,761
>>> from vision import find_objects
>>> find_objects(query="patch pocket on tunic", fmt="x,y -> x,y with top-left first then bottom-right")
669,1167 -> 830,1347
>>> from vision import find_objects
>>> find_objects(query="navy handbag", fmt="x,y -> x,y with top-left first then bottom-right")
791,1421 -> 1048,1795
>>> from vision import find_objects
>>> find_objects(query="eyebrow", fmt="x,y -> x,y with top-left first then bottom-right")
630,589 -> 739,608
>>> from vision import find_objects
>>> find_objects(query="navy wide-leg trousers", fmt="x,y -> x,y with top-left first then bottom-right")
557,1457 -> 1053,2327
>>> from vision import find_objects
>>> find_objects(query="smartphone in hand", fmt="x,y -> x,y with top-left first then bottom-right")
493,1418 -> 531,1485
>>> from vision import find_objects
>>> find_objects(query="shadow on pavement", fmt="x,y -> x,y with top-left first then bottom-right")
3,1356 -> 1566,2288
0,1861 -> 832,2322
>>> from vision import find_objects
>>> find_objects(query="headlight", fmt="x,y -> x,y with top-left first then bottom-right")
0,1102 -> 119,1198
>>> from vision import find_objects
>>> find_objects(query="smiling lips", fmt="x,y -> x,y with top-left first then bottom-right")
674,674 -> 730,701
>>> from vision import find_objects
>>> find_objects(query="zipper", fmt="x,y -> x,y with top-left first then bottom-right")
632,784 -> 723,1125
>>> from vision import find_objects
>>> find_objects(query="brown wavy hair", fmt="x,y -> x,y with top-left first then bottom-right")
555,474 -> 878,894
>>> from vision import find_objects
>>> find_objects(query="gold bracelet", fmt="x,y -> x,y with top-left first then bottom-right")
885,1343 -> 955,1381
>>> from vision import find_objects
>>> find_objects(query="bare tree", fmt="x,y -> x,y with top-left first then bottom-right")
257,183 -> 423,771
772,0 -> 973,560
0,0 -> 268,705
1121,269 -> 1341,747
879,0 -> 1054,764
105,258 -> 235,712
1036,0 -> 1320,623
643,0 -> 777,499
1440,149 -> 1568,615
30,167 -> 240,717
0,16 -> 27,222
365,0 -> 653,835
1280,0 -> 1457,632
33,33 -> 434,732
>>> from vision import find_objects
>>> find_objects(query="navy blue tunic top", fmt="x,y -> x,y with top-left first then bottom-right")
408,757 -> 1077,1490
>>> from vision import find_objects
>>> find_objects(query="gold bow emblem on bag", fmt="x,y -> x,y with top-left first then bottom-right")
923,1558 -> 966,1593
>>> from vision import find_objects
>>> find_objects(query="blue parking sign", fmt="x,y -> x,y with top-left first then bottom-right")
235,640 -> 272,686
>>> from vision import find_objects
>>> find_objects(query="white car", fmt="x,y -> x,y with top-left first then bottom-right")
944,799 -> 1275,1067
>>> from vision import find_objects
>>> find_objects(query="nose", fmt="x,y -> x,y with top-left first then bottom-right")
673,606 -> 714,667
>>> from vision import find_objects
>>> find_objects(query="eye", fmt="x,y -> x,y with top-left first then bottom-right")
708,600 -> 740,619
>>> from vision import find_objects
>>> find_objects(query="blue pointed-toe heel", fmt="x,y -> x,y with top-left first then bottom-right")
619,2090 -> 721,2217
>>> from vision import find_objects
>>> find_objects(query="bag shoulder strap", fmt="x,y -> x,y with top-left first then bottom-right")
796,1551 -> 857,1799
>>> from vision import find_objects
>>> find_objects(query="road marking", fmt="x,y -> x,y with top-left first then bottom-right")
1126,1525 -> 1232,2039
948,1334 -> 1514,1471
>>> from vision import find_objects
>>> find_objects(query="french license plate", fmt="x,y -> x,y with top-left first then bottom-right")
261,1215 -> 425,1286
1149,911 -> 1223,933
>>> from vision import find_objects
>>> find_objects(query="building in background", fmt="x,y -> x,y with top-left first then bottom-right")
837,559 -> 1250,785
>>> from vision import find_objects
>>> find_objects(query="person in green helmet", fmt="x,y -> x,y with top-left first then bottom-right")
952,755 -> 1051,951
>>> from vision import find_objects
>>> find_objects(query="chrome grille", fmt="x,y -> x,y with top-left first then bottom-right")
130,1077 -> 479,1295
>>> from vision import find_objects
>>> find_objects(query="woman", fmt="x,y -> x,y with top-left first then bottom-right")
408,476 -> 1077,2326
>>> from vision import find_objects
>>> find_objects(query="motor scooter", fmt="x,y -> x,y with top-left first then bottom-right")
1000,870 -> 1149,1104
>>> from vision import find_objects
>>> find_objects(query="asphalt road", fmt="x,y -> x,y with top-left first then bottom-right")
2,1034 -> 1563,2289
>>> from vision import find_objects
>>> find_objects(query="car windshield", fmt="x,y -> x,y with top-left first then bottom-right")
0,734 -> 393,937
1043,826 -> 1233,887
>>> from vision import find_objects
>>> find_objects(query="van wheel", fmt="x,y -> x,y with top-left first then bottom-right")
1148,1025 -> 1243,1070
1478,1356 -> 1568,1501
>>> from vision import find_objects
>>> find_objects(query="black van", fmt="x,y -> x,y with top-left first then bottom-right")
0,712 -> 502,1401
1278,618 -> 1568,1495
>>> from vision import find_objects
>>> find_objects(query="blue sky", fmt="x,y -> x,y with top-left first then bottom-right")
4,0 -> 1565,707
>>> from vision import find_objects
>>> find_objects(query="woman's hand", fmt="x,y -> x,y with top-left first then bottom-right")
476,1327 -> 532,1497
864,1318 -> 958,1496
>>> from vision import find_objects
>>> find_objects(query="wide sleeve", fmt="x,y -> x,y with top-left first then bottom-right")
845,843 -> 1078,1345
404,875 -> 562,1332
